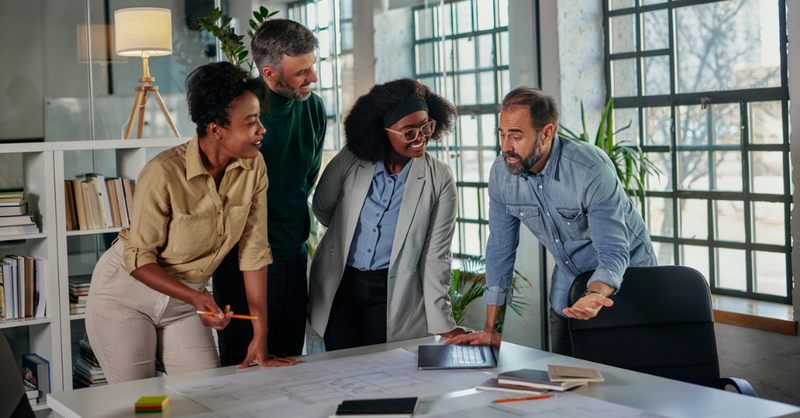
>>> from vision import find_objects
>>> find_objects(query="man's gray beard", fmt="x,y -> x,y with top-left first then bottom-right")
272,73 -> 312,101
504,145 -> 543,176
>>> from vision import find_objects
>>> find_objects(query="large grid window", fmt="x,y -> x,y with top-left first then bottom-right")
605,0 -> 791,303
413,0 -> 510,258
289,0 -> 351,152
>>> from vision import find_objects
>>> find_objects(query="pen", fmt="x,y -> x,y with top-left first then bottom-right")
493,394 -> 552,403
196,310 -> 258,320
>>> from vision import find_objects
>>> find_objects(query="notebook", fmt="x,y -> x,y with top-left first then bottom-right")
417,294 -> 508,370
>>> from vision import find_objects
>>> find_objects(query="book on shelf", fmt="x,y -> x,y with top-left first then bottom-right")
82,181 -> 102,230
113,178 -> 130,227
105,179 -> 121,227
85,173 -> 111,229
0,255 -> 46,319
69,275 -> 91,316
0,188 -> 24,204
0,266 -> 6,321
0,224 -> 39,237
69,179 -> 88,230
0,213 -> 35,227
74,338 -> 107,388
64,182 -> 75,231
475,378 -> 548,395
22,353 -> 50,403
497,369 -> 589,391
0,201 -> 27,217
24,380 -> 38,400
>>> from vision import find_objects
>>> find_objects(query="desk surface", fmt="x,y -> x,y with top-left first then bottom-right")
48,337 -> 800,418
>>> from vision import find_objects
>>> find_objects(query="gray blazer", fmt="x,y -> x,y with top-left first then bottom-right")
309,147 -> 458,342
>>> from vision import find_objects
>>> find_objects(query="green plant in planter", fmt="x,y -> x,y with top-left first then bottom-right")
449,256 -> 532,333
197,6 -> 278,72
558,98 -> 660,200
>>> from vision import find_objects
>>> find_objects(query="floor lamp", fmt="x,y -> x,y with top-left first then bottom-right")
114,7 -> 180,139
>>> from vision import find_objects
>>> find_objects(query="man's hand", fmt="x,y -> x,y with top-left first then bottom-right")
236,337 -> 300,369
443,330 -> 493,346
438,326 -> 472,339
562,281 -> 615,320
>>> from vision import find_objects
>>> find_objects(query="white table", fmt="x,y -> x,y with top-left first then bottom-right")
48,337 -> 800,418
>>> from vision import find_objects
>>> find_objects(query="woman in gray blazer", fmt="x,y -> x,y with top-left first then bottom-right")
309,79 -> 469,350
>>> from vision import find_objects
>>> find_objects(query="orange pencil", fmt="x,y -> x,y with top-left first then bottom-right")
196,310 -> 258,320
493,394 -> 552,403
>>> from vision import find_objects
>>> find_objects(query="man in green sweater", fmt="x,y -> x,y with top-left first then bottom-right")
213,19 -> 326,365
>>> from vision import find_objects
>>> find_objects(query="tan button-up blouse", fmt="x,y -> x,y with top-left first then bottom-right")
118,136 -> 272,283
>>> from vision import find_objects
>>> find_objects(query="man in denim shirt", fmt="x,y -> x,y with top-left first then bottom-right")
447,87 -> 656,354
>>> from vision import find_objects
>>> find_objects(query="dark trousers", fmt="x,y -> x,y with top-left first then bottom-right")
549,307 -> 572,356
323,266 -> 388,351
213,244 -> 309,365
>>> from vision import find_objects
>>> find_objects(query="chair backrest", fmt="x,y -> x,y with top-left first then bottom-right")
567,265 -> 721,388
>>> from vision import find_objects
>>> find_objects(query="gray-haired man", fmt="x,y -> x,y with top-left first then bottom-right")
214,19 -> 327,366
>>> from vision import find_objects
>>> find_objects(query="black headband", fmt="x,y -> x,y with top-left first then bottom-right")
196,82 -> 245,131
382,98 -> 429,128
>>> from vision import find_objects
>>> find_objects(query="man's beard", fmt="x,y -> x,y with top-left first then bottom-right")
272,71 -> 312,101
503,141 -> 543,176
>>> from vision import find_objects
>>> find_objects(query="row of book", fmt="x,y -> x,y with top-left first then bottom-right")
73,337 -> 107,388
64,174 -> 135,231
0,255 -> 46,320
69,275 -> 91,315
0,189 -> 39,237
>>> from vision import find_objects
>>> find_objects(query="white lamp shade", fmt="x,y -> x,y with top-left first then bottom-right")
114,7 -> 173,57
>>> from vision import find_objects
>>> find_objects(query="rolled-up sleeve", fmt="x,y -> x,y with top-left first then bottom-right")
238,155 -> 272,271
123,163 -> 171,274
584,163 -> 630,292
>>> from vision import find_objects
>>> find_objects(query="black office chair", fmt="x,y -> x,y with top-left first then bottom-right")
567,265 -> 756,396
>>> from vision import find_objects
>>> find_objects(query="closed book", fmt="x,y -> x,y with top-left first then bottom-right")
113,179 -> 130,227
64,182 -> 74,231
0,266 -> 6,320
122,178 -> 134,224
0,197 -> 23,203
34,258 -> 46,317
475,378 -> 547,395
70,179 -> 88,230
0,202 -> 27,216
497,369 -> 588,391
22,353 -> 50,402
0,188 -> 24,197
0,224 -> 38,236
2,260 -> 15,319
333,397 -> 418,417
105,179 -> 121,227
547,365 -> 604,383
85,173 -> 111,228
0,213 -> 34,227
24,257 -> 34,317
82,181 -> 102,230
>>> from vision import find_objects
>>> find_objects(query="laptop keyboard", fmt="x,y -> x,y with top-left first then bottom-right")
451,345 -> 486,365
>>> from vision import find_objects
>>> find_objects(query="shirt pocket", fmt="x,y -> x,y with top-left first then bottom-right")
228,204 -> 251,242
506,204 -> 546,237
170,211 -> 215,258
555,207 -> 590,241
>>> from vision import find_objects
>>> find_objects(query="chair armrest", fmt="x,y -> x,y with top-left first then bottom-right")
720,377 -> 757,397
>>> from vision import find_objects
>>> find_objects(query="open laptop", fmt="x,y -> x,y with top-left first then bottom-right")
417,294 -> 507,370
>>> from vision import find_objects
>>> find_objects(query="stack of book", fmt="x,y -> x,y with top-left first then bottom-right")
22,353 -> 50,405
73,338 -> 107,388
64,174 -> 135,231
1,255 -> 46,320
0,189 -> 38,237
68,275 -> 91,315
23,380 -> 38,406
477,365 -> 604,394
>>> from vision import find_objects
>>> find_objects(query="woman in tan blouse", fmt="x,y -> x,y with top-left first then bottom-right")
85,62 -> 299,384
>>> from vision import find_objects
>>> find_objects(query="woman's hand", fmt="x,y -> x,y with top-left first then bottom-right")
444,330 -> 493,346
192,292 -> 233,330
439,326 -> 472,339
237,336 -> 300,369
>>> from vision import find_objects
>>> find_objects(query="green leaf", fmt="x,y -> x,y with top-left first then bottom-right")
267,11 -> 279,18
248,30 -> 254,39
260,6 -> 269,18
235,45 -> 246,54
580,102 -> 588,142
238,51 -> 248,61
253,10 -> 262,20
223,17 -> 232,28
250,19 -> 258,30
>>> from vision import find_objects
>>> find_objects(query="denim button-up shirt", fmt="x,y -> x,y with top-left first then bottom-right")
483,136 -> 656,316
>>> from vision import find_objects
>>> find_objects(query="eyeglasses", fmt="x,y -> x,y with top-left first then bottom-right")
385,119 -> 436,143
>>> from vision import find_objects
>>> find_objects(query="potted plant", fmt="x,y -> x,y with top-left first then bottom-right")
197,6 -> 278,72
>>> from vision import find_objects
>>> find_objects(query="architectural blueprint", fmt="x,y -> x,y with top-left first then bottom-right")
168,348 -> 492,412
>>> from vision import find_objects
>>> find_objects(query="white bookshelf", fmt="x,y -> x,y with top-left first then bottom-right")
0,137 -> 189,398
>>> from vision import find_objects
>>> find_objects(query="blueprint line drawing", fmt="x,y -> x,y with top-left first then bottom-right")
168,348 -> 492,412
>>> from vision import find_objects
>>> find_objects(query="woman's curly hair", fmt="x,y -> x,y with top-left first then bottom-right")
186,61 -> 269,138
344,78 -> 456,162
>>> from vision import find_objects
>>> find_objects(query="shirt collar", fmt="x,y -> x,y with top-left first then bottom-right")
520,135 -> 562,181
185,135 -> 252,181
375,158 -> 413,183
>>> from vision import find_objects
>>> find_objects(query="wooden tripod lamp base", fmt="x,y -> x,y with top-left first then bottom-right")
123,75 -> 180,140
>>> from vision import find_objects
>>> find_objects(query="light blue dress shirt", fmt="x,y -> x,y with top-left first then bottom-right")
346,160 -> 412,270
483,136 -> 657,316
